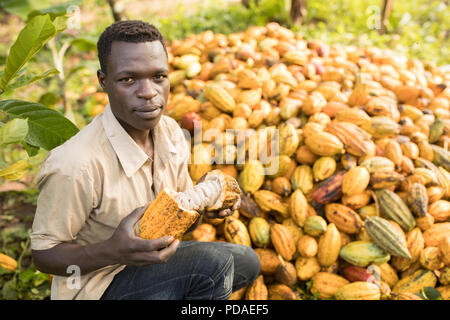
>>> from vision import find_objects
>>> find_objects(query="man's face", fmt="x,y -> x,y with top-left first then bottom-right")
98,40 -> 170,132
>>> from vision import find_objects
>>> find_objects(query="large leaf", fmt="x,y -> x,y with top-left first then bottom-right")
28,0 -> 82,20
0,160 -> 30,180
0,100 -> 79,150
0,118 -> 28,145
0,14 -> 60,94
0,0 -> 50,20
2,68 -> 59,93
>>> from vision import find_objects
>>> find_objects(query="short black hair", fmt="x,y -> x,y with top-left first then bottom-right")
97,20 -> 167,74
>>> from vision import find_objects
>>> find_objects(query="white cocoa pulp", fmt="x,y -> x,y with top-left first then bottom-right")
175,177 -> 222,211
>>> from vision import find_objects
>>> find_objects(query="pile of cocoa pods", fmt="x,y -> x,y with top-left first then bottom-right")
164,22 -> 450,300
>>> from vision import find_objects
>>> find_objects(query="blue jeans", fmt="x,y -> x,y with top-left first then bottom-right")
100,241 -> 260,300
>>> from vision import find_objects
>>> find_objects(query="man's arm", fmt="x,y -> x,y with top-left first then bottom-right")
32,206 -> 179,276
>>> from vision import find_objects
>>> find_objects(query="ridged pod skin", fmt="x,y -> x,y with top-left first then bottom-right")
248,217 -> 271,248
192,223 -> 216,242
340,265 -> 378,284
253,190 -> 289,217
304,216 -> 328,237
369,171 -> 405,189
253,248 -> 281,275
379,263 -> 399,288
335,282 -> 381,300
317,223 -> 341,267
383,139 -> 403,167
310,272 -> 350,299
239,160 -> 265,194
431,144 -> 450,172
270,224 -> 297,261
364,216 -> 411,259
335,108 -> 371,126
279,123 -> 300,157
290,165 -> 314,195
326,121 -> 375,157
342,166 -> 370,196
406,228 -> 425,263
245,275 -> 268,300
360,156 -> 395,173
204,83 -> 236,113
271,177 -> 292,197
312,157 -> 337,181
361,116 -> 400,139
289,189 -> 308,227
312,171 -> 346,205
339,241 -> 391,267
224,217 -> 252,247
295,256 -> 321,281
375,189 -> 416,232
406,182 -> 428,217
392,269 -> 437,294
325,203 -> 364,234
0,253 -> 17,272
304,131 -> 345,157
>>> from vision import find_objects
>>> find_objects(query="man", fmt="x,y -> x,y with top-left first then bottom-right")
31,20 -> 260,300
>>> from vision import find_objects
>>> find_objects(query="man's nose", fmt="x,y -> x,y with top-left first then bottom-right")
137,79 -> 157,100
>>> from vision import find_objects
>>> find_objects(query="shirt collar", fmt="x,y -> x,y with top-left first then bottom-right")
101,104 -> 177,178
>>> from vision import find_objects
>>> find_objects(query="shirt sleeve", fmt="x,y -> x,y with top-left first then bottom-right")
30,154 -> 95,251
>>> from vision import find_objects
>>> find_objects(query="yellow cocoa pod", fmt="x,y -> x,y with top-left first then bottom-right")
358,204 -> 379,220
248,217 -> 271,248
279,123 -> 300,157
341,190 -> 372,210
379,262 -> 399,289
0,252 -> 17,272
297,235 -> 318,257
406,227 -> 425,263
440,267 -> 450,285
254,248 -> 281,275
428,200 -> 450,222
271,223 -> 297,261
317,223 -> 341,267
384,139 -> 403,166
419,246 -> 444,270
439,236 -> 450,266
342,166 -> 370,195
312,157 -> 336,181
296,145 -> 319,165
192,223 -> 216,242
392,269 -> 437,294
335,108 -> 371,126
304,215 -> 327,237
295,256 -> 321,281
204,83 -> 236,113
437,286 -> 450,300
289,189 -> 308,227
416,213 -> 435,232
423,222 -> 450,247
239,160 -> 265,194
271,177 -> 292,197
224,217 -> 251,247
335,281 -> 381,300
310,272 -> 350,299
254,190 -> 289,218
245,275 -> 268,300
268,284 -> 297,300
290,165 -> 314,195
325,203 -> 364,234
282,218 -> 303,244
305,132 -> 344,157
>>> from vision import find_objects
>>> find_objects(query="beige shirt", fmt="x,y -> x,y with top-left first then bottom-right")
30,104 -> 193,300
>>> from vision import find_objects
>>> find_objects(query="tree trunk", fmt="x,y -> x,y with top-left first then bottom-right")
290,0 -> 307,26
380,0 -> 393,34
106,0 -> 123,22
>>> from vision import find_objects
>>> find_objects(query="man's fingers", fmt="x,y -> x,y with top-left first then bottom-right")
131,235 -> 175,252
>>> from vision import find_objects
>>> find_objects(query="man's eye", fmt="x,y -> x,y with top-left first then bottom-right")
154,74 -> 167,81
120,77 -> 134,83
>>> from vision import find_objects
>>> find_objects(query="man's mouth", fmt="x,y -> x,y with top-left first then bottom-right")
134,105 -> 162,119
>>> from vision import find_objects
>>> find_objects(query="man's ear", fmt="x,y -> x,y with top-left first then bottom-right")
97,69 -> 107,91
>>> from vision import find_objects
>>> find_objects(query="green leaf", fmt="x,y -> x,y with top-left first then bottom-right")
0,14 -> 57,94
0,0 -> 51,20
0,100 -> 79,150
419,286 -> 442,300
70,37 -> 98,52
2,68 -> 59,93
0,160 -> 30,180
21,141 -> 40,157
1,279 -> 19,300
0,118 -> 28,145
27,0 -> 82,21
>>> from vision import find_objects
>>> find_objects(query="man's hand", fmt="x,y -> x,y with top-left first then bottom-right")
106,206 -> 180,266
